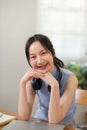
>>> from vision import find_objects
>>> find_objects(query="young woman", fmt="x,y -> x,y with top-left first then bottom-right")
18,34 -> 78,125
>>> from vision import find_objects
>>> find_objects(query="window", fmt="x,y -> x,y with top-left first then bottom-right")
36,0 -> 87,62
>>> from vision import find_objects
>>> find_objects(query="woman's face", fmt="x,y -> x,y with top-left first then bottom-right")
29,41 -> 55,73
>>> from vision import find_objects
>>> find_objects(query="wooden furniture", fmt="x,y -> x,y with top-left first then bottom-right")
76,89 -> 87,105
0,110 -> 17,130
85,112 -> 87,124
75,89 -> 87,125
0,110 -> 76,130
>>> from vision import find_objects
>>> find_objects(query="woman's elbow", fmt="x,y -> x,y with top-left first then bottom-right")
48,117 -> 62,124
17,114 -> 30,121
48,112 -> 64,124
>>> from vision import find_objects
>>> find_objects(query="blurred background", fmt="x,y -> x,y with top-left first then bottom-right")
0,0 -> 87,123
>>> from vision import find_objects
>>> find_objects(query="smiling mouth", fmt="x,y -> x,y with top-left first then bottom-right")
37,63 -> 48,70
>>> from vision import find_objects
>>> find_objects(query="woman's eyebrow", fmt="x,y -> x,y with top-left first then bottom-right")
30,53 -> 35,57
40,49 -> 46,52
30,49 -> 46,56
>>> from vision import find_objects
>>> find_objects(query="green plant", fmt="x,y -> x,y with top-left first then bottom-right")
67,61 -> 87,90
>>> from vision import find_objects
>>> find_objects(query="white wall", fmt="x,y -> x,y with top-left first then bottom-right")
0,0 -> 37,112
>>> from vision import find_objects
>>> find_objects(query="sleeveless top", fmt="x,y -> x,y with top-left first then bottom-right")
34,67 -> 76,125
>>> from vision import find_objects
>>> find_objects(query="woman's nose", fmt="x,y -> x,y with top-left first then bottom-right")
37,56 -> 43,64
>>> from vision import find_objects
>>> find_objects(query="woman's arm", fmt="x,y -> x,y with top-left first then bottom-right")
18,80 -> 35,121
18,68 -> 44,120
48,74 -> 78,124
17,69 -> 36,121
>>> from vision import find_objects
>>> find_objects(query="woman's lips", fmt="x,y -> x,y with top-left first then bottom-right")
37,63 -> 48,70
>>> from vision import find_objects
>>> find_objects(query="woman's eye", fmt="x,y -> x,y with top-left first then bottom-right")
30,56 -> 36,59
42,51 -> 47,55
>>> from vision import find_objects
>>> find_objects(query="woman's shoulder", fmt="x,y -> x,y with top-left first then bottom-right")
60,68 -> 73,75
60,68 -> 77,83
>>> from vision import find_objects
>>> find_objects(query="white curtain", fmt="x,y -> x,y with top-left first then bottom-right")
36,0 -> 87,62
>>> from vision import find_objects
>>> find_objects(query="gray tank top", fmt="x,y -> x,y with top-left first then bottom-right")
34,67 -> 76,125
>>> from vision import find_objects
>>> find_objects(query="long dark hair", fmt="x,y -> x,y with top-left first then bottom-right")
25,34 -> 64,68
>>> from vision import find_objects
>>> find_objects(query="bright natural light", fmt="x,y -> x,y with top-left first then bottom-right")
36,0 -> 87,61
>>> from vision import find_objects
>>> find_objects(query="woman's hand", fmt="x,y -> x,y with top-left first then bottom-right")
39,72 -> 59,88
20,68 -> 45,85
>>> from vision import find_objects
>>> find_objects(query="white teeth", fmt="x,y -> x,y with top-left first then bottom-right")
37,64 -> 47,69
